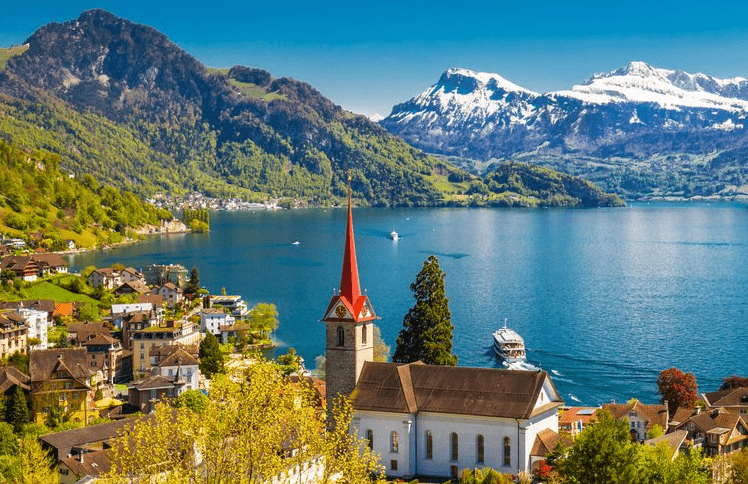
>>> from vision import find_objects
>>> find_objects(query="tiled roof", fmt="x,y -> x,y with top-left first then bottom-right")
137,294 -> 163,306
602,401 -> 668,430
670,406 -> 699,426
82,333 -> 119,346
0,256 -> 37,272
353,362 -> 561,419
0,365 -> 30,393
704,387 -> 748,408
30,253 -> 68,268
41,417 -> 152,460
60,449 -> 112,477
158,348 -> 199,367
128,375 -> 176,391
645,429 -> 688,452
67,323 -> 109,342
559,406 -> 600,426
530,428 -> 567,457
115,281 -> 151,294
29,348 -> 94,384
54,302 -> 75,317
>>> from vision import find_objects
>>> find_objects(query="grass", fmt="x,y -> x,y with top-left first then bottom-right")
0,44 -> 29,69
228,79 -> 286,101
23,281 -> 98,303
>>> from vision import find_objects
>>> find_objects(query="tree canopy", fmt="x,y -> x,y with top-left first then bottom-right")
198,332 -> 224,378
393,255 -> 457,366
657,367 -> 699,413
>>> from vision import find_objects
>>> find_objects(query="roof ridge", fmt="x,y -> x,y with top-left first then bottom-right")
396,363 -> 418,413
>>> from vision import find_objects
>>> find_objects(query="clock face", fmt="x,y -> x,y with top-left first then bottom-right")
335,305 -> 346,318
361,305 -> 368,316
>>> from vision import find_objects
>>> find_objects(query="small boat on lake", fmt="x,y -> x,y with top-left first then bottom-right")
493,319 -> 526,362
389,230 -> 399,241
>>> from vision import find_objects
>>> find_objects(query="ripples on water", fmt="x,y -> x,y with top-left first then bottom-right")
66,203 -> 748,406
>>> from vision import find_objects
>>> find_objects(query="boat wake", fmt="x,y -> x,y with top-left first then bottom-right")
568,394 -> 582,403
503,360 -> 539,371
551,369 -> 563,376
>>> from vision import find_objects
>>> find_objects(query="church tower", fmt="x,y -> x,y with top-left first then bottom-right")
323,174 -> 377,405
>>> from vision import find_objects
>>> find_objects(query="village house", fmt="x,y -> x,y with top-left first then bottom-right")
58,449 -> 111,484
120,311 -> 158,350
82,333 -> 132,384
111,302 -> 162,328
113,280 -> 151,297
703,386 -> 748,417
130,321 -> 200,378
558,406 -> 599,438
128,347 -> 201,413
120,267 -> 146,284
66,322 -> 109,347
30,253 -> 69,277
671,407 -> 748,456
17,305 -> 49,349
200,307 -> 235,336
220,322 -> 252,344
208,294 -> 249,317
601,400 -> 669,442
0,365 -> 30,401
29,348 -> 100,425
323,191 -> 564,480
87,268 -> 121,290
0,255 -> 38,281
0,311 -> 27,359
142,263 -> 188,288
151,282 -> 182,307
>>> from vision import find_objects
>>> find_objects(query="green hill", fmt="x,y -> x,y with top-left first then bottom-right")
0,138 -> 173,249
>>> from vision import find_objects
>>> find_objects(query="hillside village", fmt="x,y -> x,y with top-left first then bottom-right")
0,197 -> 746,484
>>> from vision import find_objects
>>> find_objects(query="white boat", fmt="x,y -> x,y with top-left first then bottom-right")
389,230 -> 399,241
493,319 -> 526,362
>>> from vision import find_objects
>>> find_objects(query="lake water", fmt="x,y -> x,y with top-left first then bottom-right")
64,203 -> 748,407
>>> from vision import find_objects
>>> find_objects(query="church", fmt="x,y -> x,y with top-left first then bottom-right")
321,182 -> 564,480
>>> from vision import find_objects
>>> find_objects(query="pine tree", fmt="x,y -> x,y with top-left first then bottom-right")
186,267 -> 200,294
199,332 -> 224,378
7,386 -> 29,434
393,255 -> 457,366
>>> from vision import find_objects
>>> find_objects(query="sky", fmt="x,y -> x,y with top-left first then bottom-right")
3,0 -> 748,118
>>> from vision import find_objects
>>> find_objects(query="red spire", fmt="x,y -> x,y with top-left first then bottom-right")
339,171 -> 361,306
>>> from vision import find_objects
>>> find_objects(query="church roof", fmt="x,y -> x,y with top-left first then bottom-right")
353,362 -> 562,419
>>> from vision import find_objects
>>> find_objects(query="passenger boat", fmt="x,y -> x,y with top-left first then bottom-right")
389,230 -> 399,241
493,319 -> 526,362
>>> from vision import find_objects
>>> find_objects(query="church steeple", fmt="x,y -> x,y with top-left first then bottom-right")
322,171 -> 376,406
339,172 -> 362,313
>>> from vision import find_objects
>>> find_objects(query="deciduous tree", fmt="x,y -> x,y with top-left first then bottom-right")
720,375 -> 748,391
657,367 -> 699,413
393,255 -> 457,366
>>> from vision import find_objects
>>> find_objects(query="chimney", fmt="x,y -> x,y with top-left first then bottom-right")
664,399 -> 669,417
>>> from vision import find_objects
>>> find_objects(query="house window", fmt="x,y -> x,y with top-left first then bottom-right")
150,389 -> 158,400
391,431 -> 399,453
140,353 -> 144,360
451,432 -> 458,461
59,468 -> 69,475
362,325 -> 367,344
390,460 -> 398,471
366,429 -> 373,449
503,437 -> 511,466
451,466 -> 459,480
476,434 -> 484,464
425,430 -> 433,459
337,327 -> 344,347
56,371 -> 67,379
64,382 -> 72,389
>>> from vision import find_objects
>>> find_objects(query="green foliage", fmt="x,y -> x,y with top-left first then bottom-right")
276,347 -> 302,376
393,255 -> 457,366
0,422 -> 18,456
730,447 -> 748,484
459,467 -> 514,484
0,45 -> 29,70
7,387 -> 29,434
657,368 -> 699,413
185,267 -> 200,294
557,409 -> 646,484
5,352 -> 28,374
373,324 -> 390,362
0,138 -> 172,248
646,424 -> 665,440
77,302 -> 101,322
183,208 -> 210,233
198,332 -> 224,377
174,389 -> 209,413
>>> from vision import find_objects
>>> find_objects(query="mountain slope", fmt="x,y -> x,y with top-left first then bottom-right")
0,10 -> 457,205
382,64 -> 748,161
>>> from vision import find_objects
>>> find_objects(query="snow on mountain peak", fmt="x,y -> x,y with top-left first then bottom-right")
440,67 -> 537,96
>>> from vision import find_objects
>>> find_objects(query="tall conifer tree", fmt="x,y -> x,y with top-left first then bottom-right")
393,255 -> 457,366
7,386 -> 29,434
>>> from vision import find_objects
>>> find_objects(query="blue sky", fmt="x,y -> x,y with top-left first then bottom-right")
3,0 -> 748,117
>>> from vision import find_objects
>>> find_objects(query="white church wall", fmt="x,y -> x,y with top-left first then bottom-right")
353,411 -> 414,478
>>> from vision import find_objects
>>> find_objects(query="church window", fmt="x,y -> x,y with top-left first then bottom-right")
425,430 -> 433,459
362,325 -> 367,344
503,437 -> 511,466
391,431 -> 399,452
366,429 -> 373,449
451,432 -> 458,461
476,434 -> 484,463
391,460 -> 398,471
337,327 -> 344,346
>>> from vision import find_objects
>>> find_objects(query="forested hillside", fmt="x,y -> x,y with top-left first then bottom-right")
0,139 -> 173,249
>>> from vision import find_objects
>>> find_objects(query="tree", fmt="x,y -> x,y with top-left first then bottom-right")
657,367 -> 699,414
730,447 -> 748,484
646,424 -> 664,440
174,389 -> 209,413
393,255 -> 457,365
373,324 -> 390,362
198,332 -> 224,378
276,348 -> 302,376
0,423 -> 18,457
6,387 -> 29,434
81,265 -> 97,278
78,302 -> 101,322
17,435 -> 58,484
185,267 -> 200,294
557,409 -> 645,484
106,362 -> 384,483
720,375 -> 748,391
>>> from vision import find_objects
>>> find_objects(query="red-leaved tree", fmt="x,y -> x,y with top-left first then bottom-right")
657,367 -> 699,414
719,375 -> 748,391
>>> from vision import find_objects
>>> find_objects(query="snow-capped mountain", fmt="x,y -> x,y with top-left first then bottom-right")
381,63 -> 748,161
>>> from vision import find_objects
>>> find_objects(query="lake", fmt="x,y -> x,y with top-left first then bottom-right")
64,203 -> 748,406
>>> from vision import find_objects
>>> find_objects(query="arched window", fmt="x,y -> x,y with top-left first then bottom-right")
337,326 -> 344,346
451,432 -> 459,461
425,430 -> 433,459
362,324 -> 367,344
503,437 -> 511,466
476,434 -> 484,464
366,429 -> 373,449
390,431 -> 399,453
